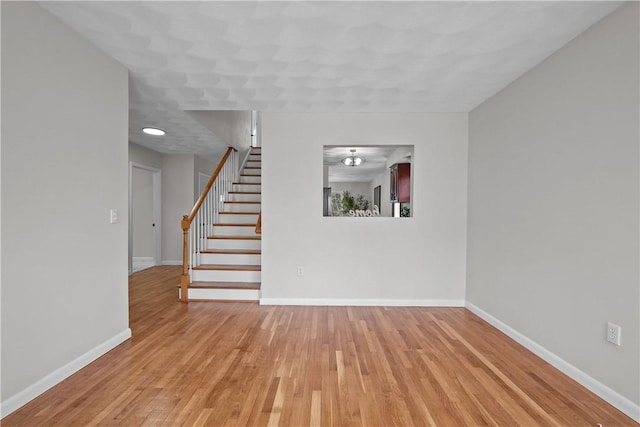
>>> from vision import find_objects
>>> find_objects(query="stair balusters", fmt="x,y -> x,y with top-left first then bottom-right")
181,147 -> 238,302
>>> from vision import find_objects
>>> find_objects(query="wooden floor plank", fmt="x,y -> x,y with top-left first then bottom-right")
2,265 -> 636,426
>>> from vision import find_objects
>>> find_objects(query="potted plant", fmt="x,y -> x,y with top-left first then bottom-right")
332,190 -> 370,216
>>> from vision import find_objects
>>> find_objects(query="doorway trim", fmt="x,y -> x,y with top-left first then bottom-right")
129,162 -> 162,274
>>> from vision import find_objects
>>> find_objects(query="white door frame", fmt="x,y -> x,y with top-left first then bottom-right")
129,162 -> 162,274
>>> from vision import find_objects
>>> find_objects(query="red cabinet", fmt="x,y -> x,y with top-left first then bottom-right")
390,163 -> 410,203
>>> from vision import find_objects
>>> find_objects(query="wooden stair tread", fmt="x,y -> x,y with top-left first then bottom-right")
208,235 -> 261,240
193,264 -> 261,271
232,182 -> 260,185
224,201 -> 260,204
219,212 -> 259,215
214,223 -> 256,227
189,281 -> 261,290
200,249 -> 261,255
229,191 -> 261,194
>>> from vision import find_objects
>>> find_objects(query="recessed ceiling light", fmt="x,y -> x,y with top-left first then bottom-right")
142,127 -> 165,136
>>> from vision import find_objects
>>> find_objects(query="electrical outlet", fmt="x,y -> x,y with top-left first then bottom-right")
297,266 -> 304,277
607,322 -> 621,346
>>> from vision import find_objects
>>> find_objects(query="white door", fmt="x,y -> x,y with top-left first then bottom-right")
129,163 -> 162,274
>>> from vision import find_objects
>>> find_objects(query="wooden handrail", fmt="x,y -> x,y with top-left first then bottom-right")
181,146 -> 237,302
255,211 -> 262,234
185,146 -> 237,224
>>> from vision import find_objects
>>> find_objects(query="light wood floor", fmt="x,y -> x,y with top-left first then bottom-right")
3,266 -> 635,426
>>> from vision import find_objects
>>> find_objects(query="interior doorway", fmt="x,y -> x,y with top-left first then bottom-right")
129,162 -> 161,274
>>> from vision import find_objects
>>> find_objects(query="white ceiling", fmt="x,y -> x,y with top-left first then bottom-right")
39,1 -> 621,159
324,145 -> 411,183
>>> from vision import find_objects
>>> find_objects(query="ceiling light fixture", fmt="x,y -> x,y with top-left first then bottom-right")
142,127 -> 166,136
342,149 -> 364,167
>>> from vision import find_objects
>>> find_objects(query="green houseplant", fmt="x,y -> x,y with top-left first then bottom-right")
332,190 -> 370,216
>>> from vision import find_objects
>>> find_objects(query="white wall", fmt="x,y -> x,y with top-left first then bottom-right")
262,113 -> 468,304
186,110 -> 252,160
193,155 -> 219,202
467,2 -> 639,416
1,1 -> 129,414
161,154 -> 194,264
129,142 -> 162,170
229,111 -> 253,162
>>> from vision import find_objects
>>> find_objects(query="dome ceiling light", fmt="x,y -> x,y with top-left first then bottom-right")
142,127 -> 166,136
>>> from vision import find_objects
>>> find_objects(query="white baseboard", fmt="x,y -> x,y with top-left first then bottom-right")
0,328 -> 132,419
162,260 -> 181,265
132,257 -> 155,273
260,298 -> 465,307
465,302 -> 640,423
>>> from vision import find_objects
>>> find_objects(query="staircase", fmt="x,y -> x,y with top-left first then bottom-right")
184,147 -> 262,301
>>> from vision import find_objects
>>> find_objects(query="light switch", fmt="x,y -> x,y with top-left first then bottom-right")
110,209 -> 119,224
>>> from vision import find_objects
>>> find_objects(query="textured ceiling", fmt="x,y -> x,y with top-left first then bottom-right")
128,77 -> 229,159
39,1 -> 621,158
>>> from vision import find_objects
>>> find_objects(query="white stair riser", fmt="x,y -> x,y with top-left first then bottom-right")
189,147 -> 263,291
239,175 -> 261,184
192,269 -> 261,282
227,193 -> 261,202
223,203 -> 261,213
232,184 -> 261,192
208,239 -> 261,250
218,213 -> 259,224
199,253 -> 261,265
213,226 -> 258,237
179,288 -> 260,301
